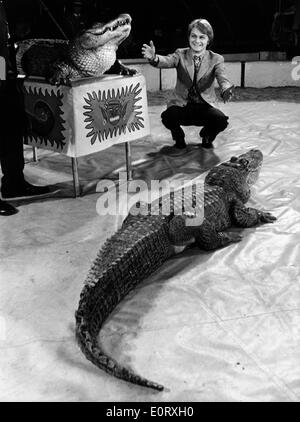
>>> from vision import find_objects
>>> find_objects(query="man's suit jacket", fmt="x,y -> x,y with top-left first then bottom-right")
153,48 -> 233,107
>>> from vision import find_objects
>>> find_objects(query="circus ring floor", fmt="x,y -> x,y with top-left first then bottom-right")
0,87 -> 300,402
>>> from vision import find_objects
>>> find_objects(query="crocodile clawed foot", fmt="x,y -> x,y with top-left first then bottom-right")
225,232 -> 243,244
47,76 -> 71,87
120,66 -> 137,76
258,211 -> 277,224
47,77 -> 61,86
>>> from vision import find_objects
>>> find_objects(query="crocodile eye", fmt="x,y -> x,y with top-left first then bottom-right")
240,158 -> 249,166
230,156 -> 238,162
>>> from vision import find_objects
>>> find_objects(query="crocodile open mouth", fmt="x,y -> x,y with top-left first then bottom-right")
93,15 -> 132,36
111,16 -> 131,30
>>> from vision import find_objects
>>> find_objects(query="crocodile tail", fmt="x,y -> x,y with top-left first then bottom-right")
75,314 -> 164,391
75,216 -> 172,391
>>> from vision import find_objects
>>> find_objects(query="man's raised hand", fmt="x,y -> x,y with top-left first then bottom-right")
142,40 -> 156,60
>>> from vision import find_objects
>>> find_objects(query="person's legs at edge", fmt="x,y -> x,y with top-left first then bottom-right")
0,80 -> 50,200
0,81 -> 21,215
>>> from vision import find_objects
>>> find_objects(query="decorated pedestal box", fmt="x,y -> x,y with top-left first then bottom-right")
22,74 -> 150,157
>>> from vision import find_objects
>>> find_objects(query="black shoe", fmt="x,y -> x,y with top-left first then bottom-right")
1,181 -> 50,199
201,136 -> 214,149
0,199 -> 18,216
174,139 -> 187,149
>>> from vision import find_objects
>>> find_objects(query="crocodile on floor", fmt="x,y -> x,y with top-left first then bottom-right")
75,149 -> 276,392
20,13 -> 135,85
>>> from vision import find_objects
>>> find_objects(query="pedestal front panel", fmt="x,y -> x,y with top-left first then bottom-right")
23,74 -> 150,157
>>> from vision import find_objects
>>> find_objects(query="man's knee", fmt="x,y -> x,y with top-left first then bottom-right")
215,113 -> 229,130
161,106 -> 179,128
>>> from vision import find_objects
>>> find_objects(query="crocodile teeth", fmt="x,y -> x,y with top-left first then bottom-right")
93,15 -> 131,36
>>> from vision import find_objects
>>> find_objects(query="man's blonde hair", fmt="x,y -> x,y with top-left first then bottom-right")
188,18 -> 214,45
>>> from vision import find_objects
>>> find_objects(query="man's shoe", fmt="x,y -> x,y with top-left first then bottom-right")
174,139 -> 187,149
201,136 -> 214,149
0,199 -> 18,216
1,181 -> 50,199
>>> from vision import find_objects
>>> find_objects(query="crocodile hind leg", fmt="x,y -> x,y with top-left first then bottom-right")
232,200 -> 277,228
48,61 -> 81,85
168,215 -> 197,254
169,216 -> 242,252
193,220 -> 242,251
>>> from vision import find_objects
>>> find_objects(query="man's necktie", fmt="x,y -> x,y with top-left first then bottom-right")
188,55 -> 202,103
193,55 -> 202,83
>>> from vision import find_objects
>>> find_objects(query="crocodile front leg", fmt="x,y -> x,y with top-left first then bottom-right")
231,200 -> 276,227
194,220 -> 242,251
169,216 -> 242,251
105,59 -> 137,76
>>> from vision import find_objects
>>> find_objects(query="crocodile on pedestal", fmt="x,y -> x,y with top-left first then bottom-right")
75,149 -> 277,391
19,14 -> 135,85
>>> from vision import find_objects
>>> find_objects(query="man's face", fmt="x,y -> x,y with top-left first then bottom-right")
189,28 -> 209,54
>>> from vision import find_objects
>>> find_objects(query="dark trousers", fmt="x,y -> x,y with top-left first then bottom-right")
0,79 -> 26,188
161,102 -> 229,143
